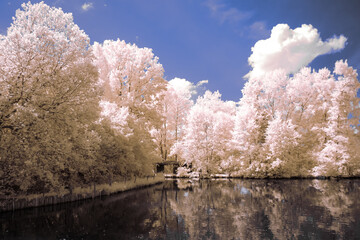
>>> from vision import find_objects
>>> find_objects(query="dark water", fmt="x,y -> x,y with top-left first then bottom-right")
1,179 -> 360,240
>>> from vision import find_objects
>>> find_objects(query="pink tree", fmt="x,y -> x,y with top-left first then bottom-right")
313,60 -> 360,176
93,39 -> 167,173
93,39 -> 166,132
231,60 -> 360,177
154,78 -> 194,161
175,91 -> 236,173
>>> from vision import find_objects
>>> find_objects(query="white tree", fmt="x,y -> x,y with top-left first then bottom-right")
231,60 -> 360,177
93,39 -> 167,174
313,60 -> 360,176
93,39 -> 165,106
154,78 -> 195,161
175,91 -> 236,173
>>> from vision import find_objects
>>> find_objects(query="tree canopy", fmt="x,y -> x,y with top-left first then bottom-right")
1,2 -> 360,195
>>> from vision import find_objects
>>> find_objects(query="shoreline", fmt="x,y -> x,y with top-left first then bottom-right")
164,173 -> 360,180
2,173 -> 359,213
0,174 -> 164,213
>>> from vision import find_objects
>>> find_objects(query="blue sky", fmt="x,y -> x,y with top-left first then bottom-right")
1,0 -> 359,101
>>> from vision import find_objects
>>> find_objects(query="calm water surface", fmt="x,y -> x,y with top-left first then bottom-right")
1,179 -> 360,239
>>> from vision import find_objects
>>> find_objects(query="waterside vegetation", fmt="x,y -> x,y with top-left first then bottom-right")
0,174 -> 164,212
0,2 -> 359,201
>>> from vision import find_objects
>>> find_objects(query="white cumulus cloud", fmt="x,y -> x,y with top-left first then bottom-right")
81,2 -> 93,11
246,24 -> 347,78
168,78 -> 209,100
168,78 -> 196,98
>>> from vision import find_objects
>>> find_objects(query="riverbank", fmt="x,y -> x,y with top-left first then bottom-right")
164,173 -> 360,180
0,174 -> 164,213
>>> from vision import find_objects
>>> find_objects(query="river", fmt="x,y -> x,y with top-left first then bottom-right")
1,179 -> 360,239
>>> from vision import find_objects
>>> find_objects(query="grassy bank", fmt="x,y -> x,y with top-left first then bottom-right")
0,174 -> 164,212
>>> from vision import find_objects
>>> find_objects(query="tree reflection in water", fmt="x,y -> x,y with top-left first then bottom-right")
1,179 -> 360,239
